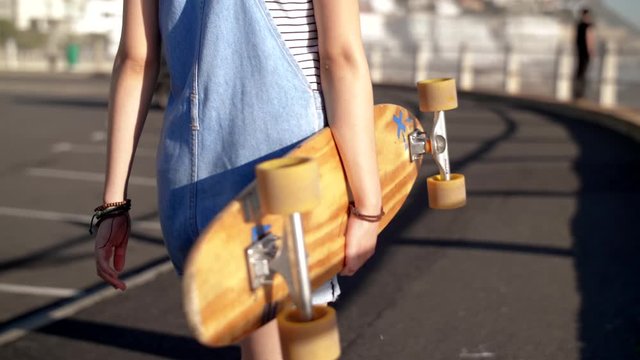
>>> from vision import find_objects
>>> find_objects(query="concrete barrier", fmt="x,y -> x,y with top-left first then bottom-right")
414,44 -> 430,84
598,42 -> 619,108
459,89 -> 640,143
457,44 -> 474,91
503,45 -> 521,95
554,46 -> 573,101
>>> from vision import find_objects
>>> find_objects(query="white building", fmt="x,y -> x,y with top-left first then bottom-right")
0,0 -> 16,21
11,0 -> 68,31
1,0 -> 121,55
72,0 -> 122,56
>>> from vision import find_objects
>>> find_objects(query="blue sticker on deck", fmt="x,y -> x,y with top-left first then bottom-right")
252,224 -> 272,242
393,111 -> 412,149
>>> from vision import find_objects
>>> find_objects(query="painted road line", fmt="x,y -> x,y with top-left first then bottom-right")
459,350 -> 496,359
90,131 -> 106,142
0,259 -> 174,346
51,142 -> 155,157
0,84 -> 108,98
26,168 -> 156,187
0,207 -> 161,231
0,284 -> 80,298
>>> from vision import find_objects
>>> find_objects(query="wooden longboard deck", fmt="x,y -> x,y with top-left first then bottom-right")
183,104 -> 424,346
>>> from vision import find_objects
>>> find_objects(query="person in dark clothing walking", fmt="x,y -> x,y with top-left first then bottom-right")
574,8 -> 596,100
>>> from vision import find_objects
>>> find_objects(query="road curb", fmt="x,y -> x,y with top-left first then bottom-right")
459,90 -> 640,143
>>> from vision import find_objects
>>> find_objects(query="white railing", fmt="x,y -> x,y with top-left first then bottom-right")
365,41 -> 640,109
2,38 -> 638,109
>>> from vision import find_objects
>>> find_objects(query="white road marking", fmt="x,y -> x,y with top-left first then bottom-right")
50,142 -> 155,157
26,168 -> 156,187
0,206 -> 161,231
0,284 -> 80,298
90,131 -> 106,142
0,83 -> 108,98
459,350 -> 496,359
0,260 -> 174,346
51,142 -> 72,153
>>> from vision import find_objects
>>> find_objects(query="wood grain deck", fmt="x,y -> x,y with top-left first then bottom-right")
183,104 -> 424,346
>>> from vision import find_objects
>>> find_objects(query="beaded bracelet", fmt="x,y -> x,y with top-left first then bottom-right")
89,199 -> 132,235
348,202 -> 385,223
94,199 -> 130,212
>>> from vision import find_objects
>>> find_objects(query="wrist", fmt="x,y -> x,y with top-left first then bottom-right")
349,202 -> 385,223
103,191 -> 127,204
90,199 -> 131,235
352,193 -> 382,214
353,202 -> 382,215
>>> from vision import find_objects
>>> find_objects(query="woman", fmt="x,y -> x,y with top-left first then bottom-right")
92,1 -> 381,359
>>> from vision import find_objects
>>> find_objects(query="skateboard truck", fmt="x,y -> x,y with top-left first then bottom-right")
246,213 -> 314,320
248,157 -> 321,321
410,78 -> 466,209
409,109 -> 452,181
252,157 -> 341,359
245,232 -> 278,289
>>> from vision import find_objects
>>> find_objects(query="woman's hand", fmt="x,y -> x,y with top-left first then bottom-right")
94,213 -> 130,291
340,215 -> 379,276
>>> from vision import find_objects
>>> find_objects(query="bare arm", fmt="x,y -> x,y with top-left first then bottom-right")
103,0 -> 160,203
95,0 -> 160,290
314,0 -> 381,275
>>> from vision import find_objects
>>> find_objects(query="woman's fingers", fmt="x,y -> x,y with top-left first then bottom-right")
93,215 -> 130,291
96,246 -> 126,290
113,241 -> 128,273
97,267 -> 126,290
112,215 -> 130,272
340,216 -> 378,276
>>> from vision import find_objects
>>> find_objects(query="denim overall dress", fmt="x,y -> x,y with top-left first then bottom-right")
157,0 -> 338,302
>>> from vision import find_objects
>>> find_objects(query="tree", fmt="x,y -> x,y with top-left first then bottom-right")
0,20 -> 17,44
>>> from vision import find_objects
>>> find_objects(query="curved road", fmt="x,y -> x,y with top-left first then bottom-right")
0,78 -> 638,360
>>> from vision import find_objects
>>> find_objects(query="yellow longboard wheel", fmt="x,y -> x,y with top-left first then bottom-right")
427,173 -> 466,209
256,157 -> 321,215
417,78 -> 458,112
278,305 -> 341,360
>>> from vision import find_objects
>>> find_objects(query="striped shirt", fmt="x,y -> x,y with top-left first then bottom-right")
265,0 -> 321,91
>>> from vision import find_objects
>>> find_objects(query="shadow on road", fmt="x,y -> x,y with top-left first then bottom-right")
13,95 -> 109,109
392,237 -> 574,258
531,106 -> 640,360
37,318 -> 240,359
0,220 -> 164,273
12,94 -> 167,111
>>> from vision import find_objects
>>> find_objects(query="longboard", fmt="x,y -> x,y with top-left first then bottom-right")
183,104 -> 423,346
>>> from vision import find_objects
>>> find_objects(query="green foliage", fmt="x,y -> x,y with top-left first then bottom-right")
0,20 -> 47,49
0,19 -> 17,43
15,29 -> 48,49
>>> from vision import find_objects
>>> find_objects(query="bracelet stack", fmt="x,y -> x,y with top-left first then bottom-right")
89,199 -> 132,235
348,202 -> 385,223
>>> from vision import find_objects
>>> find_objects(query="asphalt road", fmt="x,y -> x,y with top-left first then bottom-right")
0,73 -> 639,360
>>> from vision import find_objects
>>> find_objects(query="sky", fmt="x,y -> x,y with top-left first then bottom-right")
603,0 -> 640,28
